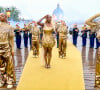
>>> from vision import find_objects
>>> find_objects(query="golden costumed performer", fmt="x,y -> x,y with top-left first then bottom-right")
0,13 -> 16,88
37,15 -> 55,68
31,21 -> 40,57
85,13 -> 100,87
58,21 -> 68,58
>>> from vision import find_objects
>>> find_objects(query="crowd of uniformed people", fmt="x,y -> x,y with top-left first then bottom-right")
69,24 -> 100,49
14,23 -> 100,49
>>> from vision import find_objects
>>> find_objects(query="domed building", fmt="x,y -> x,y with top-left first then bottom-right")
52,4 -> 64,21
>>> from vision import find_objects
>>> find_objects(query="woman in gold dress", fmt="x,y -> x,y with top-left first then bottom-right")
37,15 -> 55,68
58,21 -> 68,58
85,13 -> 100,87
0,13 -> 16,88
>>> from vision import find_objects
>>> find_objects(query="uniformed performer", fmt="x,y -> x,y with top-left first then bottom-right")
0,13 -> 16,88
58,21 -> 68,58
81,25 -> 88,47
14,24 -> 22,49
89,31 -> 95,48
72,24 -> 79,46
39,27 -> 43,47
85,13 -> 100,87
22,24 -> 29,48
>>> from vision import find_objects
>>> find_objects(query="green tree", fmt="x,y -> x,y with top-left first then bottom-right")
10,7 -> 20,21
0,6 -> 20,21
0,7 -> 4,13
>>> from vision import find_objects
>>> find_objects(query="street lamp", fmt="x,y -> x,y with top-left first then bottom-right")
6,8 -> 11,18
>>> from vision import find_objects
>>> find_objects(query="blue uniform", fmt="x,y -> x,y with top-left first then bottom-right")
29,33 -> 32,46
81,30 -> 88,46
23,29 -> 29,48
89,31 -> 95,48
40,27 -> 43,47
96,38 -> 100,49
72,28 -> 79,46
14,29 -> 21,49
56,32 -> 59,48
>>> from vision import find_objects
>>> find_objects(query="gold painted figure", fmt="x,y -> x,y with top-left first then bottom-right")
85,13 -> 100,87
31,21 -> 40,57
38,15 -> 55,68
58,21 -> 68,58
0,13 -> 15,88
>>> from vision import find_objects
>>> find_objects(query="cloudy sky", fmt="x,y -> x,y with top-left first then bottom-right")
0,0 -> 100,22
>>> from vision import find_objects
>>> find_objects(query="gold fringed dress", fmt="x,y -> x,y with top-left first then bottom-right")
42,24 -> 55,48
58,25 -> 68,58
0,22 -> 16,86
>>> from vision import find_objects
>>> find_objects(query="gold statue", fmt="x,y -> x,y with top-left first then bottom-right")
85,13 -> 100,87
31,21 -> 40,57
37,15 -> 55,68
58,21 -> 68,58
0,13 -> 16,88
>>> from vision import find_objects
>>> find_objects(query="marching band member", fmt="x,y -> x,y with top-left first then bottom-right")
81,25 -> 88,47
72,24 -> 79,46
22,24 -> 29,48
14,24 -> 22,49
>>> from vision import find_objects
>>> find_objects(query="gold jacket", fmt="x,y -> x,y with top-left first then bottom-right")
0,22 -> 14,52
27,24 -> 33,34
31,26 -> 40,41
58,25 -> 68,37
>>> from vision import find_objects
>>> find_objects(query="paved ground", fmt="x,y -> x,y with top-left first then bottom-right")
0,35 -> 100,90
